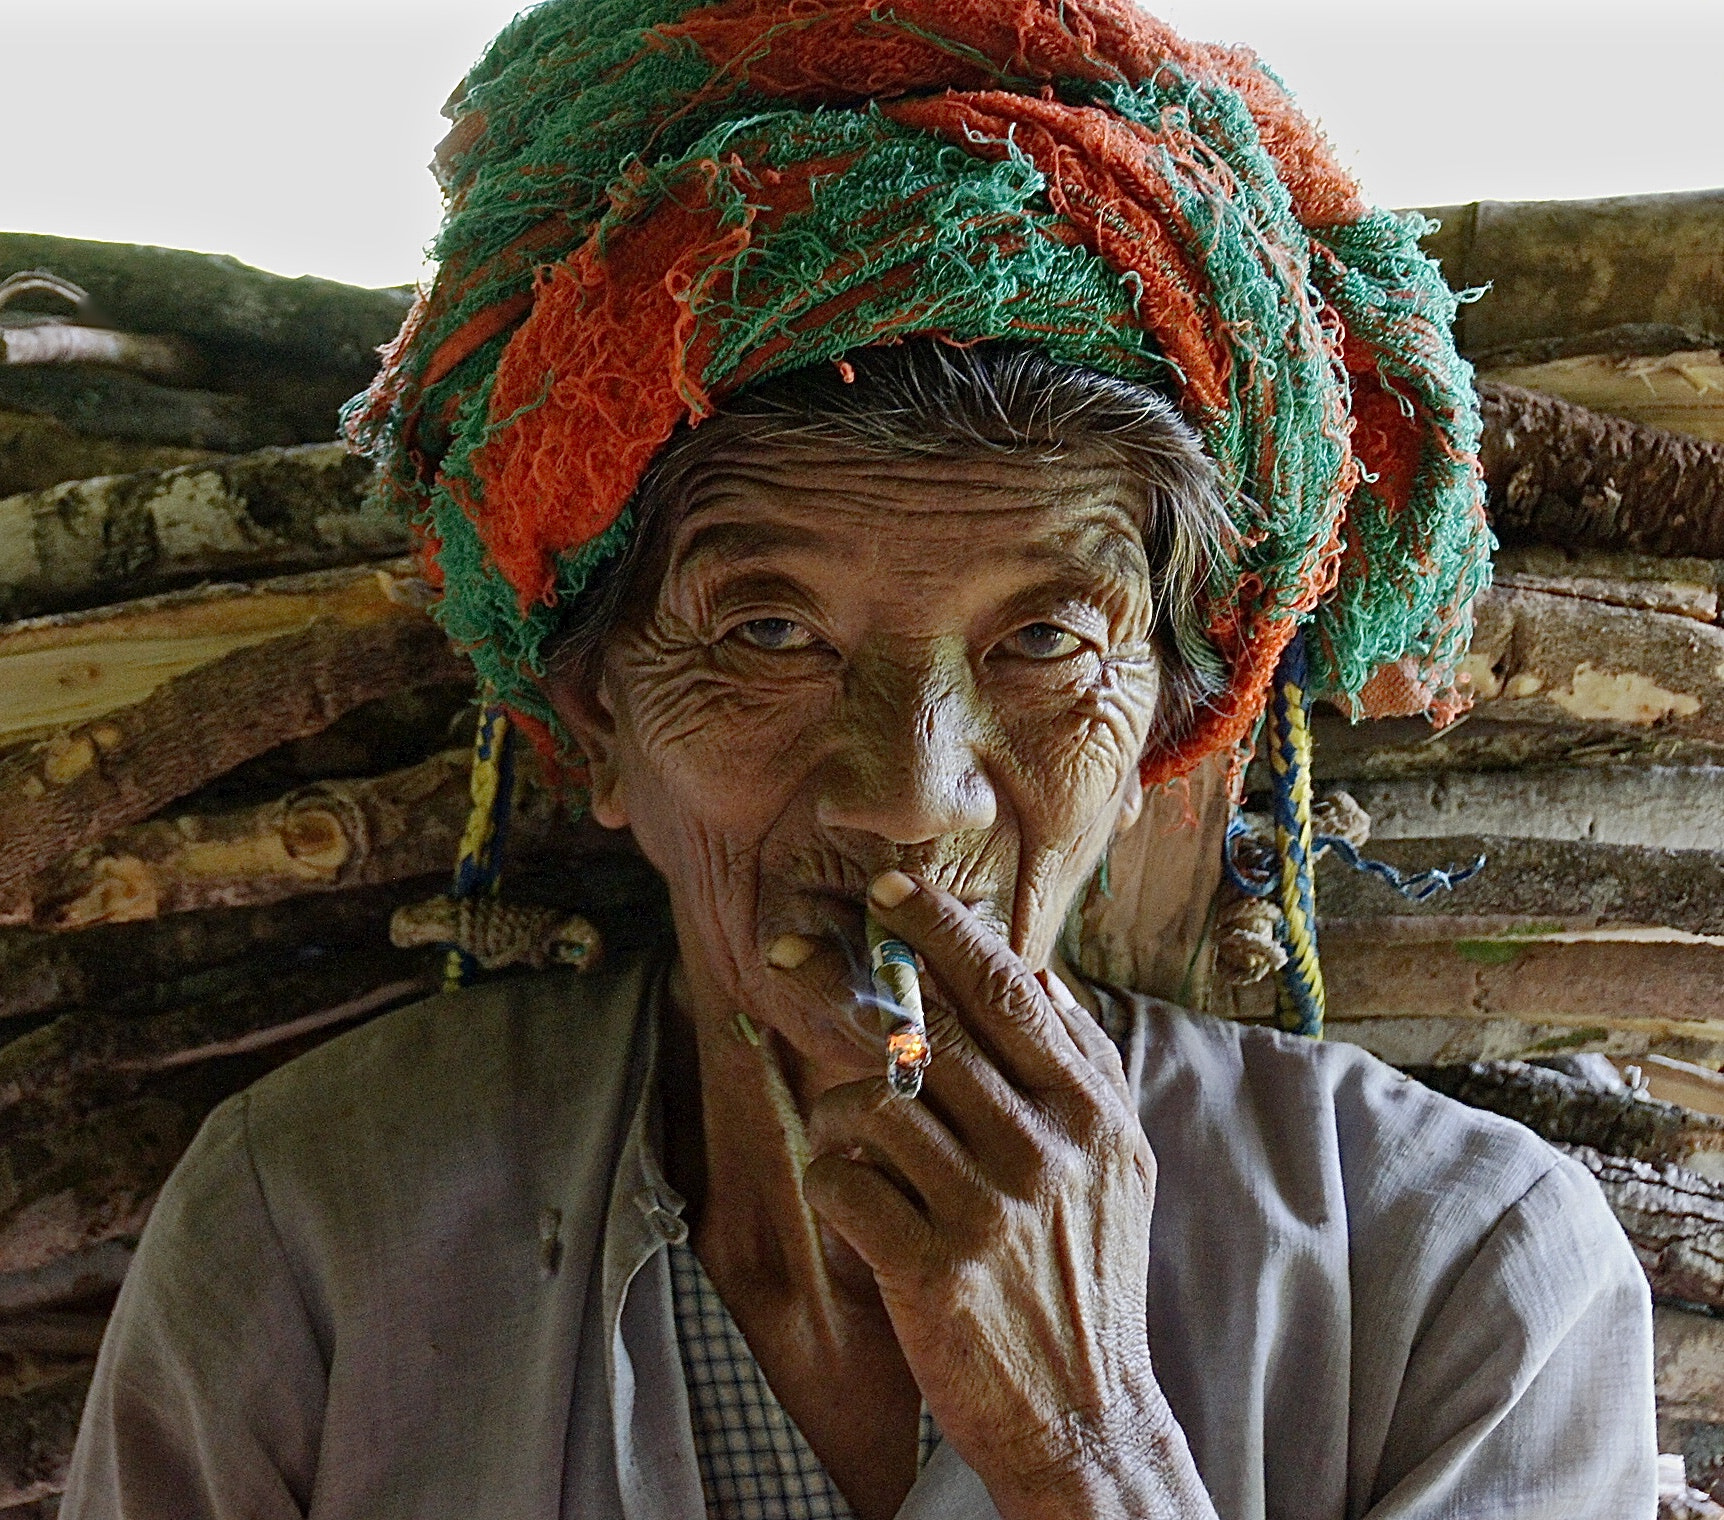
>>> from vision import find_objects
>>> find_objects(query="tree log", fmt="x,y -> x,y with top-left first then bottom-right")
0,1314 -> 108,1360
1458,587 -> 1724,740
0,233 -> 410,385
1407,1060 -> 1724,1170
0,444 -> 405,621
0,407 -> 217,499
1415,190 -> 1724,357
0,745 -> 609,932
1316,835 -> 1724,937
0,366 -> 301,455
1492,546 -> 1721,624
1559,1143 -> 1724,1312
3,750 -> 481,930
1299,713 -> 1724,784
0,1364 -> 90,1509
0,961 -> 438,1276
1480,350 -> 1724,445
1479,384 -> 1724,558
1349,766 -> 1724,852
0,1243 -> 133,1317
0,946 -> 438,1124
1,324 -> 197,383
0,879 -> 442,1026
0,561 -> 440,745
0,573 -> 467,899
1220,937 -> 1724,1069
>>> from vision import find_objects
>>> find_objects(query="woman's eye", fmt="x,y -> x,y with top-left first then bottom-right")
1005,623 -> 1083,660
731,617 -> 816,651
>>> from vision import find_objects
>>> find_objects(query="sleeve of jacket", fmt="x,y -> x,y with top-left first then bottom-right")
1363,1150 -> 1657,1520
59,1092 -> 327,1520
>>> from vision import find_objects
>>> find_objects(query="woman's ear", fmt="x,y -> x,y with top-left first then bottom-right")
541,656 -> 630,830
1113,765 -> 1146,840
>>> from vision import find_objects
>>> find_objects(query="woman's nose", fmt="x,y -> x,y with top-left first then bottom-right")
814,655 -> 998,843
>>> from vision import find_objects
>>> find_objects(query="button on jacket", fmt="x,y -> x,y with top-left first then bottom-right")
63,957 -> 1656,1519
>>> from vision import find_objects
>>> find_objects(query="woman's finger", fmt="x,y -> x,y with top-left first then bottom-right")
1040,971 -> 1133,1105
802,1150 -> 937,1279
808,1077 -> 991,1224
867,871 -> 1088,1094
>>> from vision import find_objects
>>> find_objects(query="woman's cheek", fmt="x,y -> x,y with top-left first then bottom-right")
616,647 -> 833,829
995,651 -> 1159,823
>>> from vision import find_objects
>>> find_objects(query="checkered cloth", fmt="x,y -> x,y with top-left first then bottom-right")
669,1237 -> 939,1520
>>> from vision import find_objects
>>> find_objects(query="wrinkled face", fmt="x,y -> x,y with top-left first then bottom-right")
546,440 -> 1164,1075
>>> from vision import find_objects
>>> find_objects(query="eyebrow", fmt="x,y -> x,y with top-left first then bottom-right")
675,518 -> 826,570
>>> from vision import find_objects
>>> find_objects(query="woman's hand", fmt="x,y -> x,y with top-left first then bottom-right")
800,871 -> 1217,1520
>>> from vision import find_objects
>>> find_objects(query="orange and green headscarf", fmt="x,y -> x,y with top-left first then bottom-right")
345,0 -> 1491,789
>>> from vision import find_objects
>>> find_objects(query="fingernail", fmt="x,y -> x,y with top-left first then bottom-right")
765,933 -> 816,970
868,871 -> 916,909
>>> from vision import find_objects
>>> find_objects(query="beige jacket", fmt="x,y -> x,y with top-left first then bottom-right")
63,956 -> 1656,1519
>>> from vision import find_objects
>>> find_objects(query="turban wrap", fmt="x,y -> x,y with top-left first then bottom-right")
346,0 -> 1491,793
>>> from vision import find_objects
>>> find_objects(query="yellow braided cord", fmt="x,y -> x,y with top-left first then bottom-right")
1268,659 -> 1326,1037
457,709 -> 508,872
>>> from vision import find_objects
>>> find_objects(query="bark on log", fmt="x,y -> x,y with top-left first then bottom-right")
1479,384 -> 1724,558
1315,835 -> 1724,937
0,366 -> 302,455
3,751 -> 482,930
0,444 -> 405,621
0,1243 -> 133,1317
0,958 -> 439,1276
1656,1305 -> 1724,1423
1458,587 -> 1724,741
0,406 -> 216,499
1479,350 -> 1724,445
0,1364 -> 90,1509
1407,1060 -> 1724,1169
171,681 -> 475,813
0,573 -> 467,898
1348,766 -> 1724,852
0,946 -> 438,1123
0,879 -> 442,1026
1559,1143 -> 1724,1311
1415,190 -> 1724,357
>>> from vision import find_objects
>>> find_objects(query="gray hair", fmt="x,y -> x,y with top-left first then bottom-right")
554,339 -> 1230,751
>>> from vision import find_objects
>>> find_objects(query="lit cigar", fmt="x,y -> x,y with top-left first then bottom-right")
866,910 -> 930,1099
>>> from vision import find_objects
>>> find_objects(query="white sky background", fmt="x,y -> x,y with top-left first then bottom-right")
2,0 -> 1721,292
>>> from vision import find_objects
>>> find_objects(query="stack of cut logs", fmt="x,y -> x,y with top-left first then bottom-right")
0,192 -> 1720,1513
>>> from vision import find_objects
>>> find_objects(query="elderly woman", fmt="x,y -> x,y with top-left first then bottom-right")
64,3 -> 1654,1518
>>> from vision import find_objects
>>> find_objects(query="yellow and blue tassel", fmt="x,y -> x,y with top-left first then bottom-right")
444,701 -> 517,992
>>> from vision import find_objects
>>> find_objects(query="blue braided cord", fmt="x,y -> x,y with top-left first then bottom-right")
1268,632 -> 1325,1038
1223,814 -> 1277,899
1227,814 -> 1487,905
1316,836 -> 1488,902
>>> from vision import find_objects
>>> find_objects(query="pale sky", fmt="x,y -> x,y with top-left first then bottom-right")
3,0 -> 1720,291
